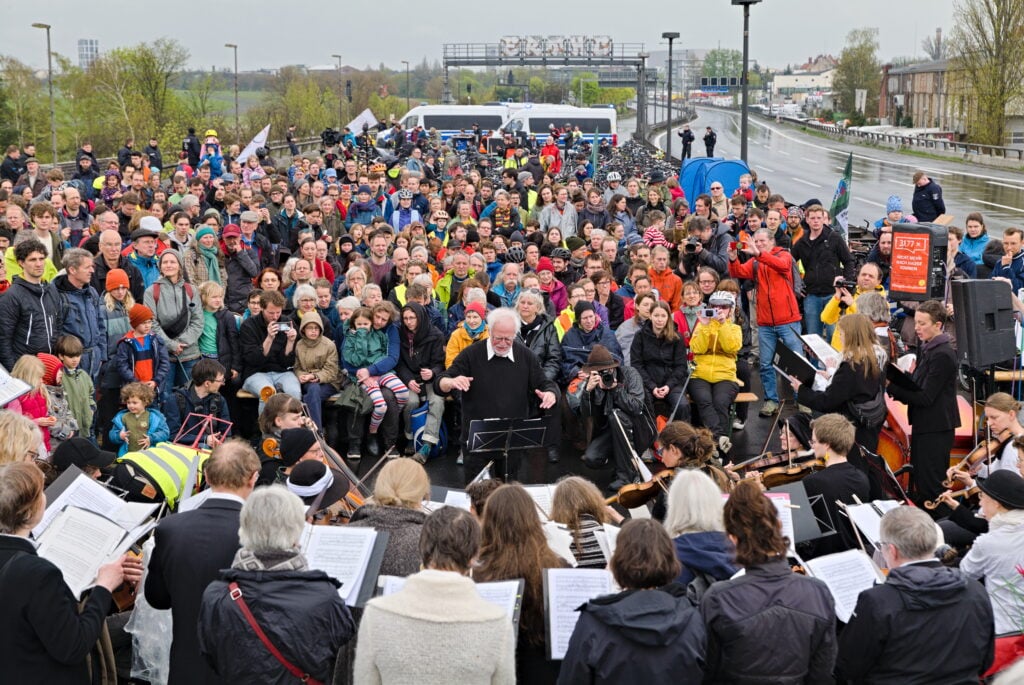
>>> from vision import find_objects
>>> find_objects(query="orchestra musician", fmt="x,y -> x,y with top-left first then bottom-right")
255,394 -> 315,486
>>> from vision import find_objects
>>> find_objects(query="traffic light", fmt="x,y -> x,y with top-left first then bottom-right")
345,80 -> 352,103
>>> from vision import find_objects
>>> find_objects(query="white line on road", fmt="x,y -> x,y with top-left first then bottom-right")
801,157 -> 817,163
758,165 -> 776,173
987,180 -> 1024,190
791,177 -> 823,188
969,198 -> 1024,213
776,150 -> 790,156
856,198 -> 887,208
887,179 -> 907,186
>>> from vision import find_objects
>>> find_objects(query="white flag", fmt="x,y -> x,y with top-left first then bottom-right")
236,124 -> 271,164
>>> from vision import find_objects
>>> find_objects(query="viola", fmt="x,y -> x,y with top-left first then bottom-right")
943,428 -> 1013,489
728,448 -> 816,473
759,457 -> 827,488
605,470 -> 674,509
924,484 -> 981,510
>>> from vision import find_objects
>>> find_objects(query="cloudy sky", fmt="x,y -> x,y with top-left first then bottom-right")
1,0 -> 956,73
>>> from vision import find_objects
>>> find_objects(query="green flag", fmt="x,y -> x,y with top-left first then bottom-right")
829,153 -> 853,242
590,128 -> 600,177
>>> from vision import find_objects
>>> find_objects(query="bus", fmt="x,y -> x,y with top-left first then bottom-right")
500,105 -> 618,146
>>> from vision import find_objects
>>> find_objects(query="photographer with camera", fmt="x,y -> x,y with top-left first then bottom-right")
579,344 -> 652,492
678,215 -> 731,280
819,262 -> 887,349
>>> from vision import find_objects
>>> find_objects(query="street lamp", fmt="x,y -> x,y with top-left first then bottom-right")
331,54 -> 344,129
662,32 -> 679,160
224,43 -> 239,145
31,23 -> 57,166
637,53 -> 649,139
732,0 -> 761,162
401,60 -> 410,111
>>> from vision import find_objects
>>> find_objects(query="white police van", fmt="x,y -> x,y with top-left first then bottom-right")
390,105 -> 512,144
500,105 -> 618,146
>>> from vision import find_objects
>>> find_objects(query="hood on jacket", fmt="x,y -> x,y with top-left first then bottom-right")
159,247 -> 184,271
53,273 -> 91,295
673,531 -> 738,582
885,563 -> 968,611
298,310 -> 324,334
584,583 -> 696,647
401,302 -> 432,344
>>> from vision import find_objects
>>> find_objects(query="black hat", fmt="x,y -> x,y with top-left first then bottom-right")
279,427 -> 318,467
565,236 -> 587,252
574,300 -> 596,320
465,229 -> 481,244
52,438 -> 116,471
339,235 -> 355,246
978,470 -> 1024,510
648,170 -> 666,183
286,460 -> 351,508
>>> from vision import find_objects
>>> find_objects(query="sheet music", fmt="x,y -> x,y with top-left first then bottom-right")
593,524 -> 620,564
443,490 -> 472,510
300,524 -> 377,606
543,522 -> 579,567
805,549 -> 883,623
801,334 -> 843,376
845,501 -> 902,546
545,568 -> 614,660
421,500 -> 445,513
523,485 -> 555,520
724,493 -> 795,552
177,488 -> 213,513
377,575 -> 523,622
0,363 -> 32,406
34,474 -> 157,538
36,507 -> 128,598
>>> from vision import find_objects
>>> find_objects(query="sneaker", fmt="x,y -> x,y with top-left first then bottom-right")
456,451 -> 464,465
759,400 -> 779,417
412,446 -> 430,464
718,435 -> 733,454
732,419 -> 746,431
798,404 -> 813,416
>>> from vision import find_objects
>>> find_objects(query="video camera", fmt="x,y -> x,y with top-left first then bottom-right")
320,128 -> 342,148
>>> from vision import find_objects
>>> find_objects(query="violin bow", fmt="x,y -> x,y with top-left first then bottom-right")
757,399 -> 786,460
612,410 -> 648,483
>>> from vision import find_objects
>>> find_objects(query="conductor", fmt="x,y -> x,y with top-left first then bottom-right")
436,307 -> 559,483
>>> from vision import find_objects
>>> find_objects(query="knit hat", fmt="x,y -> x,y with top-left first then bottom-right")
279,427 -> 318,467
787,206 -> 804,221
566,236 -> 587,252
465,301 -> 486,319
517,171 -> 533,183
886,195 -> 903,214
581,344 -> 619,372
139,216 -> 163,233
195,226 -> 217,242
38,353 -> 63,386
105,268 -> 130,292
465,229 -> 481,244
356,185 -> 372,196
509,230 -> 525,245
536,257 -> 554,274
286,460 -> 350,508
977,470 -> 1024,510
574,300 -> 596,320
129,304 -> 154,329
159,248 -> 184,271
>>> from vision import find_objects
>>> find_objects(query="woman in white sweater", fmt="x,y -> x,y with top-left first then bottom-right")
354,506 -> 515,685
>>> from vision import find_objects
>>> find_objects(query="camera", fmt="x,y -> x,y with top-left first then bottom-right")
598,368 -> 617,387
278,323 -> 291,332
684,237 -> 701,253
835,279 -> 857,291
320,128 -> 342,147
701,308 -> 716,319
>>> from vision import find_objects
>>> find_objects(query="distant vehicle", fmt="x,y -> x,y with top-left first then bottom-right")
500,105 -> 618,146
387,105 -> 513,143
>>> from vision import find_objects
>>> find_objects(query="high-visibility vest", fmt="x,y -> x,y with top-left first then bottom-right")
118,443 -> 209,508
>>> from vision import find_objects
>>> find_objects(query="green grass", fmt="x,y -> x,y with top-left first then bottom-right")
172,89 -> 265,115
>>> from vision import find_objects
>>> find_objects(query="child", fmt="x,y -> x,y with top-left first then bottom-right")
197,281 -> 240,382
55,335 -> 96,442
734,173 -> 754,202
116,303 -> 171,394
256,393 -> 313,485
342,306 -> 408,457
109,382 -> 170,456
294,311 -> 342,430
445,301 -> 489,368
6,355 -> 68,457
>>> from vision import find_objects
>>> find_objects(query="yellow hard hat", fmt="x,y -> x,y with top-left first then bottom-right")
204,129 -> 218,138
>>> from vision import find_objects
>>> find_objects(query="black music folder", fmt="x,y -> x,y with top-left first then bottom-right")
885,363 -> 920,393
773,344 -> 817,387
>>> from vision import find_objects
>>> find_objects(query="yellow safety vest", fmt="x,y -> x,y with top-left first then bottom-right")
118,442 -> 209,509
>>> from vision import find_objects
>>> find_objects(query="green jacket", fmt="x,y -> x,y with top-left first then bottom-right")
60,368 -> 96,439
342,327 -> 388,370
433,268 -> 476,312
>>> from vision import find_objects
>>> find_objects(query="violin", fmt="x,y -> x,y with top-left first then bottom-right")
606,470 -> 674,509
728,448 -> 817,473
924,484 -> 981,510
943,428 -> 1012,489
758,456 -> 827,488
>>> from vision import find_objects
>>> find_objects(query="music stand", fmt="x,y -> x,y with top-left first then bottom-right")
769,480 -> 835,543
468,418 -> 547,481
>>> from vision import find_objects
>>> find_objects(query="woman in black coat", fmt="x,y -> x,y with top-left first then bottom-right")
630,302 -> 690,420
0,462 -> 129,684
396,302 -> 446,460
885,300 -> 960,508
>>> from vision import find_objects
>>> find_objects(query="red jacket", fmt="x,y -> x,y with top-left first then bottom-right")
727,247 -> 801,327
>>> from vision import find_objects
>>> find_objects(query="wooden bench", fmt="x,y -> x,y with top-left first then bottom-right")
993,370 -> 1024,383
236,389 -> 258,400
729,392 -> 759,437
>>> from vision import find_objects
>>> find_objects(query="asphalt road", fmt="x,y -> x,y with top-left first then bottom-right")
650,106 -> 1024,231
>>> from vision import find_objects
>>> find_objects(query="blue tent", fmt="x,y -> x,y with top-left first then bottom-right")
680,158 -> 751,205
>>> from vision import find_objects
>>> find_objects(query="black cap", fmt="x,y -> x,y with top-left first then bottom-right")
286,460 -> 351,508
279,427 -> 318,467
51,438 -> 116,471
978,470 -> 1024,510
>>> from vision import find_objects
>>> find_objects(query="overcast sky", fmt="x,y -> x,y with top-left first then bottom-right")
1,0 -> 956,73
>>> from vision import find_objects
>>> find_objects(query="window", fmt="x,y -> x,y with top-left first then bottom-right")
526,116 -> 613,133
422,115 -> 504,131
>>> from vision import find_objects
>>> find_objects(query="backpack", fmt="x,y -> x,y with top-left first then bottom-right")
151,281 -> 195,340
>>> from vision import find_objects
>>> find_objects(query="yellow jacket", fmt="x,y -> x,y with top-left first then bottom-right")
690,319 -> 742,384
820,285 -> 887,348
445,324 -> 488,368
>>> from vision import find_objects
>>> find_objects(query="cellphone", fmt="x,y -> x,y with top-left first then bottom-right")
701,308 -> 716,318
729,241 -> 740,250
278,323 -> 291,332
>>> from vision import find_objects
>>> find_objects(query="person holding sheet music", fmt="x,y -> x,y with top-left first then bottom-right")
197,486 -> 354,684
700,480 -> 837,684
475,484 -> 570,682
836,506 -> 994,684
558,519 -> 707,684
0,461 -> 131,683
549,476 -> 620,569
355,506 -> 516,685
884,300 -> 960,509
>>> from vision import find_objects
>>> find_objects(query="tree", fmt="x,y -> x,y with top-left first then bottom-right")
124,38 -> 189,133
702,49 -> 743,78
88,49 -> 140,142
0,57 -> 46,146
949,0 -> 1024,145
833,28 -> 881,116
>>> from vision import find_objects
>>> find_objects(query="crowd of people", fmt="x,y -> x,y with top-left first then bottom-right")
0,118 -> 1022,683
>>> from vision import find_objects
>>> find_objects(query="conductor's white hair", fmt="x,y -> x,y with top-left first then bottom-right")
238,485 -> 306,553
486,306 -> 520,330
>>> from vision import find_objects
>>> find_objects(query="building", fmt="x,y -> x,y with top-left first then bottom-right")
771,70 -> 834,102
78,39 -> 99,68
880,60 -> 959,131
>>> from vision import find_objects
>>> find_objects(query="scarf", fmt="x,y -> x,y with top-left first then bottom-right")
493,207 -> 512,228
463,319 -> 486,337
231,547 -> 309,572
989,508 -> 1024,531
350,198 -> 377,213
197,242 -> 222,284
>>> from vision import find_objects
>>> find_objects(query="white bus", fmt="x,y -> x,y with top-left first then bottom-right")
500,105 -> 618,146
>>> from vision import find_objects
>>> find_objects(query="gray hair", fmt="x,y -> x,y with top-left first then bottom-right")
855,292 -> 890,323
463,287 -> 487,305
591,228 -> 607,242
180,195 -> 199,210
486,306 -> 520,331
62,248 -> 93,271
345,266 -> 367,283
410,245 -> 430,261
499,262 -> 521,280
879,506 -> 937,560
336,295 -> 360,312
361,283 -> 382,301
238,485 -> 306,553
412,273 -> 434,289
515,288 -> 544,309
663,469 -> 725,536
292,284 -> 317,308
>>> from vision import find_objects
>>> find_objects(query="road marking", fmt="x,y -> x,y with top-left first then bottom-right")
791,177 -> 823,188
969,198 -> 1024,213
776,150 -> 790,156
886,179 -> 907,186
801,157 -> 817,163
757,165 -> 776,173
987,180 -> 1024,190
856,198 -> 887,208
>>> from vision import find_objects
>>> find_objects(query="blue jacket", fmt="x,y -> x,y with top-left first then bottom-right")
961,233 -> 990,266
52,275 -> 107,361
163,385 -> 231,447
991,250 -> 1024,291
200,145 -> 224,179
345,202 -> 382,229
127,251 -> 160,289
109,408 -> 171,457
114,332 -> 171,386
491,281 -> 521,308
560,323 -> 623,384
953,250 -> 977,278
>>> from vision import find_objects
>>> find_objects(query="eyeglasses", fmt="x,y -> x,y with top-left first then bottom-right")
491,335 -> 515,343
711,185 -> 723,190
25,449 -> 39,461
213,377 -> 226,384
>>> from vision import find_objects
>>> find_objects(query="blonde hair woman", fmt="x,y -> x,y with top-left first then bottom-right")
347,459 -> 430,576
550,476 -> 618,569
0,411 -> 44,464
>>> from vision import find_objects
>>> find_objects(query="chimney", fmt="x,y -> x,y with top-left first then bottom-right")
936,28 -> 942,55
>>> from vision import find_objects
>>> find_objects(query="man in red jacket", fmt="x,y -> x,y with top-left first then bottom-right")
727,228 -> 803,417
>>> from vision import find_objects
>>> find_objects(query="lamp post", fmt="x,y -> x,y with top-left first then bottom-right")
662,32 -> 679,160
331,54 -> 344,128
224,43 -> 239,145
638,53 -> 649,139
732,0 -> 761,163
31,23 -> 57,166
401,60 -> 410,111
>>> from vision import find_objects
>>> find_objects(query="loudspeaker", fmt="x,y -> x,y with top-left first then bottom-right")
951,279 -> 1016,369
889,222 -> 948,301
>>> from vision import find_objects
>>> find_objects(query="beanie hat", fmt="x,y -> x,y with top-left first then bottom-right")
574,300 -> 596,320
465,301 -> 486,319
536,257 -> 554,274
38,353 -> 63,386
565,236 -> 587,252
509,230 -> 525,245
279,427 -> 318,467
517,171 -> 533,183
129,304 -> 154,329
195,226 -> 217,242
886,195 -> 903,214
105,268 -> 130,293
139,215 -> 163,233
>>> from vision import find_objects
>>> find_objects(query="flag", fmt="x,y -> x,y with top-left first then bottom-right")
830,153 -> 853,242
589,128 -> 600,178
236,124 -> 270,164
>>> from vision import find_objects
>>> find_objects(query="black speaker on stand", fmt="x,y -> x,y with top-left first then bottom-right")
950,280 -> 1016,371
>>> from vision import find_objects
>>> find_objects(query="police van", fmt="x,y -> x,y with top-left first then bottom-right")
391,105 -> 513,143
500,105 -> 618,146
